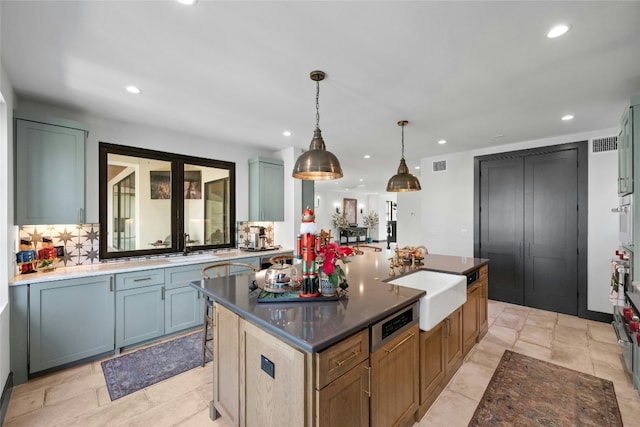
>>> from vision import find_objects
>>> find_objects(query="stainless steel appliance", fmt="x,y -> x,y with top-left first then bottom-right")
613,194 -> 634,249
370,301 -> 419,352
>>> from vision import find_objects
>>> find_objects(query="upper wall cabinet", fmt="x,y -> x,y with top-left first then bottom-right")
619,96 -> 640,196
15,112 -> 88,225
249,157 -> 284,221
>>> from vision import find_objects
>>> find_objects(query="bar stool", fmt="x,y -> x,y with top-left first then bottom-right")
200,262 -> 260,367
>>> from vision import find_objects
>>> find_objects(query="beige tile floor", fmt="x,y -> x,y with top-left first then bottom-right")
5,300 -> 640,427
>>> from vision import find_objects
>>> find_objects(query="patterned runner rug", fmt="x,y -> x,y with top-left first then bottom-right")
101,332 -> 210,400
469,350 -> 623,426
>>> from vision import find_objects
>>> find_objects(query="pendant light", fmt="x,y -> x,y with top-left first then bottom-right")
292,70 -> 343,180
386,120 -> 422,192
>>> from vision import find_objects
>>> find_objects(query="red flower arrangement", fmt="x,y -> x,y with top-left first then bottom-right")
317,242 -> 354,288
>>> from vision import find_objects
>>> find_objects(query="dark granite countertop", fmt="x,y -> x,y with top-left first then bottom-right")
191,251 -> 427,353
419,254 -> 489,275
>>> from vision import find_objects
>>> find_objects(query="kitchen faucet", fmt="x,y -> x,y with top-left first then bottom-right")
183,233 -> 191,256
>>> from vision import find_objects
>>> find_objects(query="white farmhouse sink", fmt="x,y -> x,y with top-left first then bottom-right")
165,254 -> 219,263
389,270 -> 466,331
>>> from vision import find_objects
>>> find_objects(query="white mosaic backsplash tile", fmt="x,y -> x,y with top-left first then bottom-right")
19,223 -> 100,267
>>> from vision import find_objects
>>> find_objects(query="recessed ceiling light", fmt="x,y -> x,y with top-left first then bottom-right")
359,178 -> 363,182
364,154 -> 371,159
562,115 -> 574,121
176,0 -> 198,5
125,85 -> 141,94
438,139 -> 447,145
492,134 -> 505,139
547,24 -> 570,38
414,166 -> 421,170
283,131 -> 291,137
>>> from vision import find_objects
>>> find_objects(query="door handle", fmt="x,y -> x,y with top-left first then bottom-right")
335,351 -> 360,367
384,333 -> 414,353
364,366 -> 371,397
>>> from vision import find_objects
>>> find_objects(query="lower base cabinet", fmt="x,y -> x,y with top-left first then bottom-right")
317,359 -> 370,427
371,324 -> 419,427
212,303 -> 420,427
316,329 -> 370,427
416,306 -> 462,420
29,276 -> 115,373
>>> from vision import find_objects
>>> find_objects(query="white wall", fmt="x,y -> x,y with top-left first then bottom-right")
421,129 -> 619,314
1,46 -> 16,403
273,146 -> 302,250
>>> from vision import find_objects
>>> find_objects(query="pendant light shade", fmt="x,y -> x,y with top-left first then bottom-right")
386,120 -> 422,192
292,70 -> 343,180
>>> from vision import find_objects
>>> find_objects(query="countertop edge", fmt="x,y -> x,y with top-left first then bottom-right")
191,279 -> 425,354
10,248 -> 294,286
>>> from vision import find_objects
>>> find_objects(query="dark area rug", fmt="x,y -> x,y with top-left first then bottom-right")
469,350 -> 623,427
101,332 -> 210,400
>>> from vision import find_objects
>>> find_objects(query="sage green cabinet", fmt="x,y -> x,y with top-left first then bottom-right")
164,263 -> 208,334
14,113 -> 88,225
29,275 -> 115,373
249,157 -> 284,221
115,269 -> 166,349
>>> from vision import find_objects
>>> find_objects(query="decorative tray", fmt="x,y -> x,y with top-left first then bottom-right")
257,289 -> 340,303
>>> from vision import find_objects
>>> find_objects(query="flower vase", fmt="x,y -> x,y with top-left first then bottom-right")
319,271 -> 336,296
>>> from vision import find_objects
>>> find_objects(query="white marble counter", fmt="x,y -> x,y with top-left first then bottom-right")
10,248 -> 294,285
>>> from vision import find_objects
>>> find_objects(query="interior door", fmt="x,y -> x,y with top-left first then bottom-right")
479,157 -> 525,304
523,149 -> 578,314
478,147 -> 579,315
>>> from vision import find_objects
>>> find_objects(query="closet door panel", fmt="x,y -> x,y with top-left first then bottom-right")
523,149 -> 578,315
480,158 -> 525,305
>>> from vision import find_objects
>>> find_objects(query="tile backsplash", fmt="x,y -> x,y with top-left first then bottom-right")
237,221 -> 275,248
16,221 -> 276,272
18,223 -> 100,268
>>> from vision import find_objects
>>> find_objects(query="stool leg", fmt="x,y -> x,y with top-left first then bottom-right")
202,297 -> 210,367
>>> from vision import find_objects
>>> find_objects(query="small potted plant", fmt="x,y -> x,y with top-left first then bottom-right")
316,242 -> 354,295
362,211 -> 379,243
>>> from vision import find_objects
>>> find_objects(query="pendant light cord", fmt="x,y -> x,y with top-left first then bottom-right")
401,122 -> 405,160
315,80 -> 320,128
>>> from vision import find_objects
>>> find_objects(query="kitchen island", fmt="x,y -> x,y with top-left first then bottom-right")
191,250 -> 489,426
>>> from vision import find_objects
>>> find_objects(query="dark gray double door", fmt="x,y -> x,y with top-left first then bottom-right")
477,146 -> 579,315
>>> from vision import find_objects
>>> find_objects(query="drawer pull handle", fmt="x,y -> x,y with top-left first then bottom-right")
364,366 -> 371,397
335,351 -> 360,367
134,277 -> 152,282
385,333 -> 415,353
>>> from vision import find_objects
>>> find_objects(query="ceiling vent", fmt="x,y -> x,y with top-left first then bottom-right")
432,160 -> 447,172
592,136 -> 617,153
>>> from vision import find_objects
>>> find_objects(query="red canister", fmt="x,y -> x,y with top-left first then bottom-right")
624,306 -> 634,321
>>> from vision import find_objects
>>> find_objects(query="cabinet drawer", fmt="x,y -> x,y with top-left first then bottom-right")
165,262 -> 209,290
116,269 -> 165,291
316,329 -> 369,389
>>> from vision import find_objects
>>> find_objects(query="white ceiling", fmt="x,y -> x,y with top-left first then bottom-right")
2,1 -> 639,194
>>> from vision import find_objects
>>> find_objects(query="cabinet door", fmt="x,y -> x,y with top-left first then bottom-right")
29,276 -> 114,373
164,263 -> 208,334
444,307 -> 463,378
249,158 -> 284,221
213,304 -> 240,426
317,359 -> 370,427
619,107 -> 632,195
240,319 -> 305,426
115,284 -> 164,348
15,118 -> 86,225
370,324 -> 419,427
478,266 -> 489,339
165,286 -> 202,334
417,322 -> 445,418
462,284 -> 479,356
